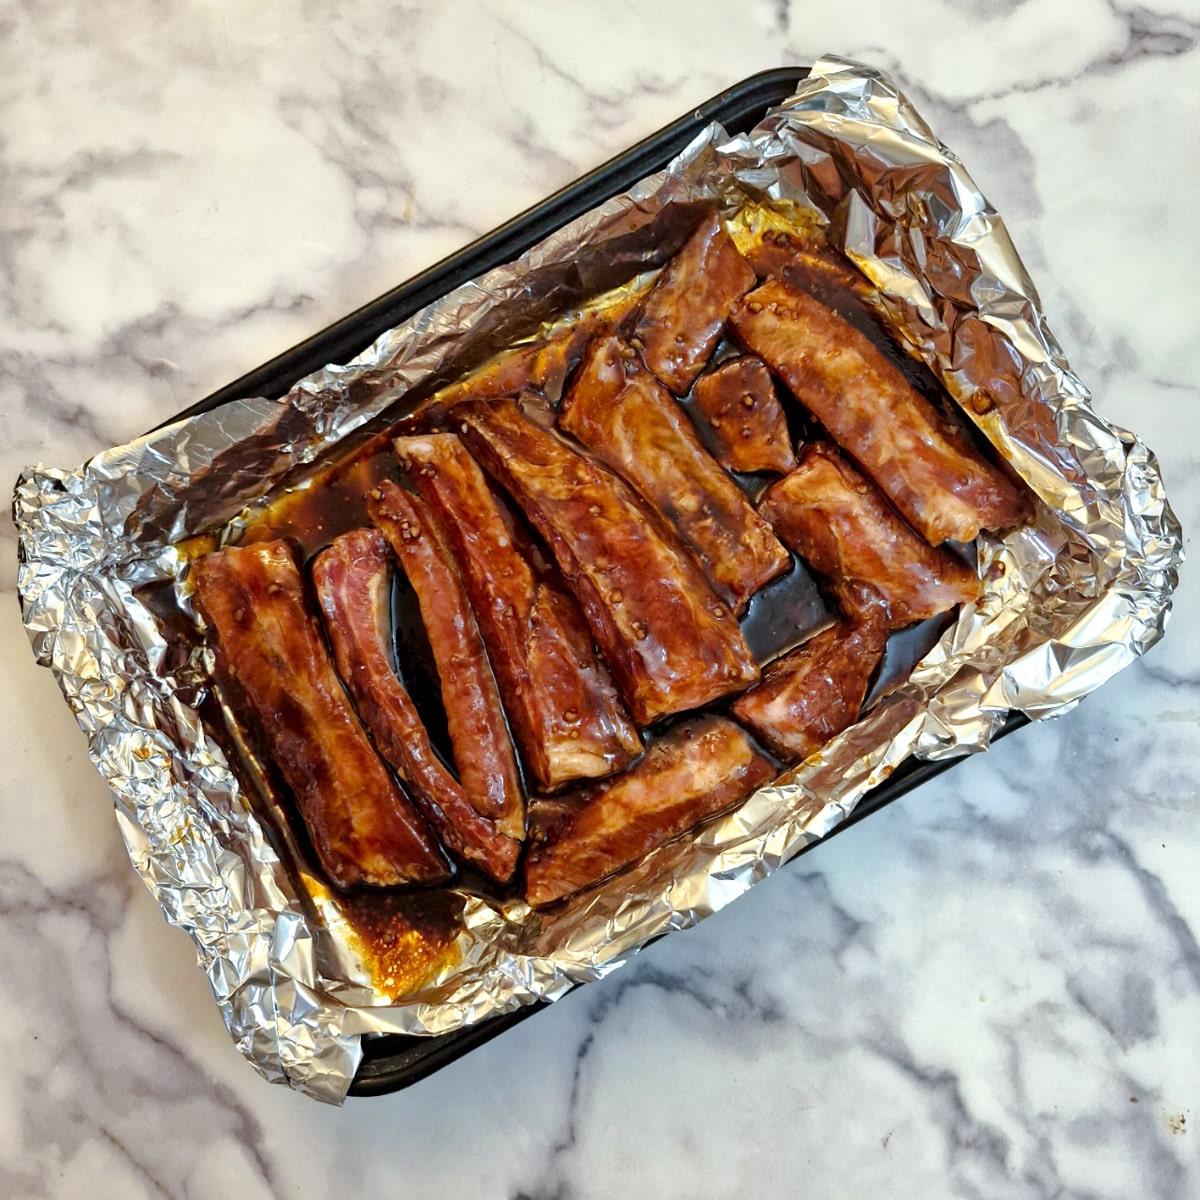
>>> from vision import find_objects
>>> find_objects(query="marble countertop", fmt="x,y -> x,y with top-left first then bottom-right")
4,3 -> 1197,1196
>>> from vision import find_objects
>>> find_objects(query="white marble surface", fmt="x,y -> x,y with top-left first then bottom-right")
3,2 -> 1198,1196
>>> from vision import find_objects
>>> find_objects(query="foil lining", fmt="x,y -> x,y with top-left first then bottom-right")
13,56 -> 1182,1104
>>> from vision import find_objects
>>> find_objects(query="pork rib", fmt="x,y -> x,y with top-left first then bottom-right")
633,211 -> 757,395
312,528 -> 519,881
731,588 -> 888,763
192,539 -> 451,890
394,433 -> 642,791
559,344 -> 790,613
456,397 -> 760,726
759,443 -> 980,628
729,277 -> 1025,544
689,355 -> 797,476
525,715 -> 775,907
367,481 -> 525,841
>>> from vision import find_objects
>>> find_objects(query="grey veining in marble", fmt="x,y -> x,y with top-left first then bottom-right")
2,2 -> 1196,1197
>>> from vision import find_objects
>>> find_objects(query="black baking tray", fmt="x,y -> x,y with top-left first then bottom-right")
167,66 -> 1029,1097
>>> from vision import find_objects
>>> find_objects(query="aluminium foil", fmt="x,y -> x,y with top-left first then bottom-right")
14,56 -> 1182,1104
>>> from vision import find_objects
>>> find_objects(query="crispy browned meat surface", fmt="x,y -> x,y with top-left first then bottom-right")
731,589 -> 888,762
367,481 -> 525,841
456,397 -> 760,726
312,528 -> 520,882
633,211 -> 757,395
730,278 -> 1026,544
689,356 -> 797,475
525,715 -> 775,907
192,540 -> 451,890
559,345 -> 790,613
760,444 -> 981,629
394,433 -> 642,791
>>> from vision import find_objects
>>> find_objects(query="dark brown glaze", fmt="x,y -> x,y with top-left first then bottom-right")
452,325 -> 595,406
563,334 -> 636,412
775,249 -> 970,412
367,481 -> 525,841
525,715 -> 775,907
731,589 -> 889,763
742,228 -> 804,281
689,356 -> 797,476
744,229 -> 872,295
559,350 -> 790,614
759,444 -> 981,629
779,249 -> 876,320
455,398 -> 760,726
191,540 -> 451,890
394,295 -> 644,435
312,528 -> 520,882
336,889 -> 466,998
729,277 -> 1026,545
394,433 -> 642,791
239,438 -> 404,561
633,211 -> 757,395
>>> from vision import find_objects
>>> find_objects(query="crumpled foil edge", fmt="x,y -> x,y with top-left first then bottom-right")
13,56 -> 1182,1104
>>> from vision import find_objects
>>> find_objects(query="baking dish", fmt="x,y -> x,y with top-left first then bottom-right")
16,61 -> 1177,1102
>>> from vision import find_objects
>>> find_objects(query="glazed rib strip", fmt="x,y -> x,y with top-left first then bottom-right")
634,211 -> 757,395
312,528 -> 519,882
559,343 -> 790,612
191,540 -> 451,890
367,481 -> 525,841
525,716 -> 775,907
689,356 -> 797,476
456,398 -> 760,726
729,277 -> 1025,544
563,335 -> 633,414
394,433 -> 642,791
731,588 -> 889,763
759,444 -> 981,629
406,296 -> 640,424
742,230 -> 873,290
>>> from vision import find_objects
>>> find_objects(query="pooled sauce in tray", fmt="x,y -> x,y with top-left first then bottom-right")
243,439 -> 402,559
334,888 -> 466,996
156,210 -> 1022,995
